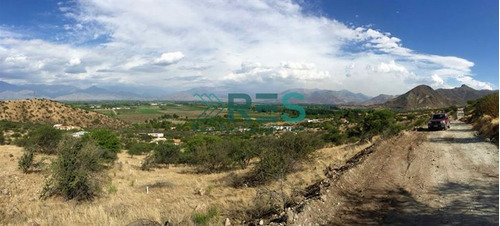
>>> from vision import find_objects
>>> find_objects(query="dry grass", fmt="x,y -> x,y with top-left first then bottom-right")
0,99 -> 127,129
0,142 -> 370,225
473,115 -> 499,144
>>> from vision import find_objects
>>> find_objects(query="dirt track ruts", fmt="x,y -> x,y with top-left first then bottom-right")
293,120 -> 499,225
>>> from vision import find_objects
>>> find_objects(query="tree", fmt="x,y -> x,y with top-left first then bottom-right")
83,129 -> 121,161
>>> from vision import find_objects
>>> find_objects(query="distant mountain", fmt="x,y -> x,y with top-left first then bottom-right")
279,88 -> 371,105
363,94 -> 397,105
163,87 -> 233,101
0,81 -> 495,106
383,85 -> 497,110
22,84 -> 79,98
0,81 -> 22,92
162,87 -> 372,105
0,81 -> 143,100
0,90 -> 36,100
436,84 -> 494,101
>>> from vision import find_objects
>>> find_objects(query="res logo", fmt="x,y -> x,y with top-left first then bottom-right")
228,93 -> 305,123
194,92 -> 306,124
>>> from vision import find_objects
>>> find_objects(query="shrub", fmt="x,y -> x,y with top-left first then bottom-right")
18,148 -> 34,173
41,137 -> 104,201
24,125 -> 63,154
323,127 -> 347,145
127,142 -> 153,157
361,110 -> 400,140
185,135 -> 232,172
83,129 -> 121,161
141,142 -> 181,170
228,137 -> 256,169
192,206 -> 219,225
108,184 -> 118,194
474,93 -> 499,118
250,133 -> 322,185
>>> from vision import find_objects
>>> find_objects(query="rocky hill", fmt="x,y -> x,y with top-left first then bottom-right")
383,85 -> 496,110
0,99 -> 127,128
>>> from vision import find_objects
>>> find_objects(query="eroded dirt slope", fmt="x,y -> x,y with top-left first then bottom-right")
294,121 -> 499,225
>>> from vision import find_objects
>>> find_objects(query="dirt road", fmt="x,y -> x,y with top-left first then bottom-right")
293,121 -> 499,225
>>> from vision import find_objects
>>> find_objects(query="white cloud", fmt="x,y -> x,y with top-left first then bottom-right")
432,74 -> 444,86
68,58 -> 81,66
154,51 -> 184,66
0,0 -> 493,95
376,61 -> 408,73
455,75 -> 493,90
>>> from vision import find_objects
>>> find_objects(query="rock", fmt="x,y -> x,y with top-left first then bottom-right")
8,154 -> 14,158
195,187 -> 205,196
29,197 -> 36,201
285,209 -> 296,224
225,218 -> 231,226
259,219 -> 264,225
2,189 -> 8,195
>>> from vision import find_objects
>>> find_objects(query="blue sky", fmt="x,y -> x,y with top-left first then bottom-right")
0,0 -> 497,95
318,0 -> 499,88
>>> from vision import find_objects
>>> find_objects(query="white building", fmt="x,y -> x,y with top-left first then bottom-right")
147,133 -> 164,138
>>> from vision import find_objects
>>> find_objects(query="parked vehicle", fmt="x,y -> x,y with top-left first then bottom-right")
428,113 -> 450,130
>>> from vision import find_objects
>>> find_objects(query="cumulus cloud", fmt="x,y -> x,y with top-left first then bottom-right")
0,0 -> 493,95
154,52 -> 184,66
432,74 -> 445,86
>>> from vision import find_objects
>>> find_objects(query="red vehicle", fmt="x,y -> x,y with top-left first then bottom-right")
428,113 -> 450,130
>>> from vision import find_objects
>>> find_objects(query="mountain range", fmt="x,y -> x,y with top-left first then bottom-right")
0,81 -> 496,109
383,84 -> 496,110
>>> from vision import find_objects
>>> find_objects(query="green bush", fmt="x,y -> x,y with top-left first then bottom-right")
0,131 -> 4,145
185,135 -> 233,172
127,142 -> 153,157
474,93 -> 499,118
18,148 -> 34,173
41,137 -> 104,201
227,137 -> 256,169
24,125 -> 63,154
361,110 -> 400,140
250,133 -> 322,185
141,142 -> 182,170
83,129 -> 121,161
192,206 -> 218,225
141,136 -> 256,172
323,127 -> 347,145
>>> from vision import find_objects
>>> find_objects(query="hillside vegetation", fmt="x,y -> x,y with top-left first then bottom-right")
465,93 -> 499,145
0,99 -> 127,128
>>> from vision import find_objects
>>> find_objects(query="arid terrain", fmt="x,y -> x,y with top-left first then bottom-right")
290,121 -> 499,225
1,111 -> 498,225
0,140 -> 371,225
0,99 -> 127,129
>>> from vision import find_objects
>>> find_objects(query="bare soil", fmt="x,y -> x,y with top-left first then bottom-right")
291,121 -> 499,225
